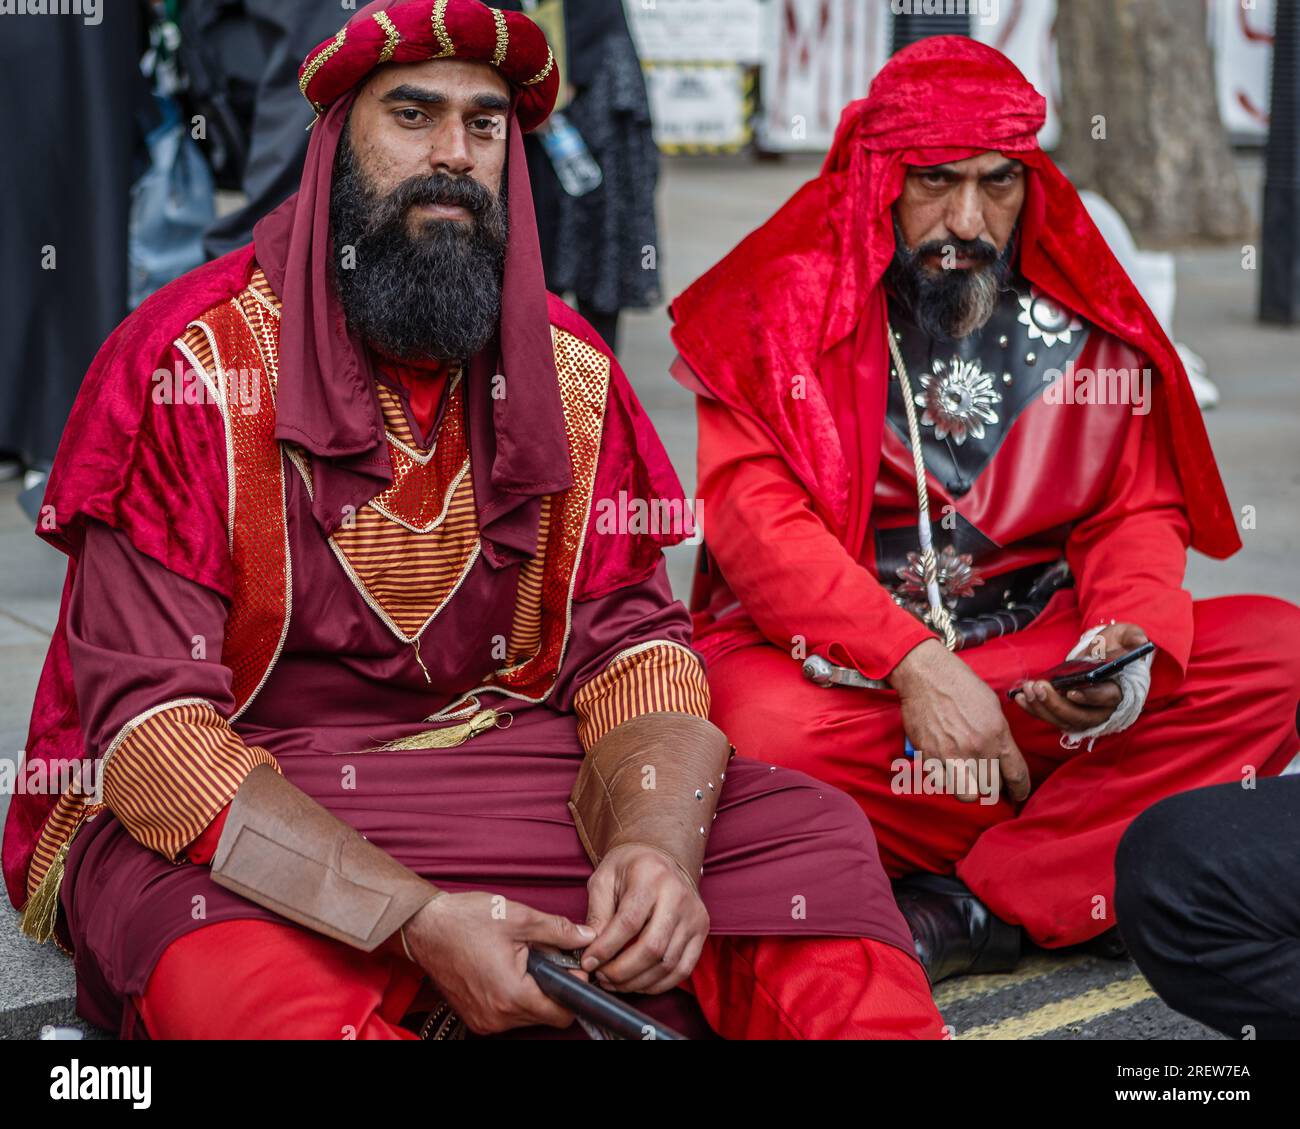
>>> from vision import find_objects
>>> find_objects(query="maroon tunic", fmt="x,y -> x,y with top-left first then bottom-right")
60,489 -> 911,1035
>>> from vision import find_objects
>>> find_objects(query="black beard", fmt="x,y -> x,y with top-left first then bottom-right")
329,126 -> 509,362
885,221 -> 1016,342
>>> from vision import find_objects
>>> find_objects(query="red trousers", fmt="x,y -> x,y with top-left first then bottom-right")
709,595 -> 1300,947
135,919 -> 942,1041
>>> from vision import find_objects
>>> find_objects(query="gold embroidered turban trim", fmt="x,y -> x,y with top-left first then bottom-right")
299,0 -> 559,131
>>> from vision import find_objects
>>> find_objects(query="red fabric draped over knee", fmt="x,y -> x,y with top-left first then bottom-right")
135,920 -> 425,1040
687,935 -> 943,1040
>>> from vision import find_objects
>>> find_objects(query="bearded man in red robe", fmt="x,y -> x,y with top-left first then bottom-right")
3,0 -> 941,1040
670,37 -> 1300,982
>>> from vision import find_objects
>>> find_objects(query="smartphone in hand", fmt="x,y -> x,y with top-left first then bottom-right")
1008,642 -> 1155,700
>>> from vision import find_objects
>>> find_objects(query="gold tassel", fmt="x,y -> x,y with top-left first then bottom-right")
370,710 -> 503,752
19,839 -> 72,944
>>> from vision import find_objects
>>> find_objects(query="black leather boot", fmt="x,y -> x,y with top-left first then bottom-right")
894,874 -> 1022,984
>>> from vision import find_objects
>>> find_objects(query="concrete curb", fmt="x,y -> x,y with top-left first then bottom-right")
0,903 -> 105,1040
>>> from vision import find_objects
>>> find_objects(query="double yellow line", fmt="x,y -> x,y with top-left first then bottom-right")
935,954 -> 1156,1040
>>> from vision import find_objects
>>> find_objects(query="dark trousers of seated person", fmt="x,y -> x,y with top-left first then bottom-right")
1116,775 -> 1300,1039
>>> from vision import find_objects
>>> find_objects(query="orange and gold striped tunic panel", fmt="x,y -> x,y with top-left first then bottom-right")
328,372 -> 480,642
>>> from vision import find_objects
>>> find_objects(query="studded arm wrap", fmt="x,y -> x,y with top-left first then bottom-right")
211,765 -> 441,952
568,712 -> 732,889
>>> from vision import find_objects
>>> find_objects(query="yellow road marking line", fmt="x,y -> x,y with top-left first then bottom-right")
934,952 -> 1086,1007
958,975 -> 1155,1040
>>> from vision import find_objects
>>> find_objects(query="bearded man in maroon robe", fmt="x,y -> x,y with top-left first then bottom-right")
670,38 -> 1300,982
3,0 -> 940,1040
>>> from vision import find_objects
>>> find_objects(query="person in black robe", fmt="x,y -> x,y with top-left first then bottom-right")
494,0 -> 662,353
0,3 -> 149,510
194,0 -> 350,259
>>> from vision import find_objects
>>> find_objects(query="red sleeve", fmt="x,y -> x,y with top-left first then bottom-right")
697,397 -> 934,679
552,558 -> 697,711
1066,388 -> 1193,698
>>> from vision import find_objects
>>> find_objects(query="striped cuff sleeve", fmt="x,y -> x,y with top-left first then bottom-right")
573,642 -> 711,752
102,700 -> 280,862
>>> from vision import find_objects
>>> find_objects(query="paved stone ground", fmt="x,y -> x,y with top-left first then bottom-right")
2,153 -> 1294,1039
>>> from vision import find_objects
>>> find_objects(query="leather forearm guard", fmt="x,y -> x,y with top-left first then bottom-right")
211,765 -> 441,952
568,712 -> 732,889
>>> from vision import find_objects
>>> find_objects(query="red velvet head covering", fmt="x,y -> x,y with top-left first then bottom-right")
671,36 -> 1240,560
253,0 -> 570,540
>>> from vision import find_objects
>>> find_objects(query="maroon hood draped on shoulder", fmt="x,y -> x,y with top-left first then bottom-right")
669,36 -> 1240,563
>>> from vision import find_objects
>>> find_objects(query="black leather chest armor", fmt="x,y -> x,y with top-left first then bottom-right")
886,276 -> 1091,498
877,277 -> 1089,647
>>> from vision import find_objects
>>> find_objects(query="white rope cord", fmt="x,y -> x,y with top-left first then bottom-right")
886,327 -> 959,652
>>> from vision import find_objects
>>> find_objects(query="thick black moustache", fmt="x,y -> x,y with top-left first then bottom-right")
390,174 -> 492,216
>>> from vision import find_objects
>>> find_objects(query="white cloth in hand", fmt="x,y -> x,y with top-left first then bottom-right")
1060,623 -> 1152,750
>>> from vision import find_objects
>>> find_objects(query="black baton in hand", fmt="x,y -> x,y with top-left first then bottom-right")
526,949 -> 687,1041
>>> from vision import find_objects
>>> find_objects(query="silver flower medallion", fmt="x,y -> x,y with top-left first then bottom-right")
894,545 -> 985,615
1017,285 -> 1083,347
915,357 -> 1002,445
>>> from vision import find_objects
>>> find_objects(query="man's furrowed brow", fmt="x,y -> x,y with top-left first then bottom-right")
472,93 -> 511,113
379,85 -> 510,113
983,159 -> 1024,179
380,84 -> 447,106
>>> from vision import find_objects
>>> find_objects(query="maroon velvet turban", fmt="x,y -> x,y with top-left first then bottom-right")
670,36 -> 1240,560
298,0 -> 560,130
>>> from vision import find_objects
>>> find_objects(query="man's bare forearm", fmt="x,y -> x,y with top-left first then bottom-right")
888,637 -> 951,695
